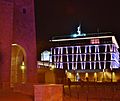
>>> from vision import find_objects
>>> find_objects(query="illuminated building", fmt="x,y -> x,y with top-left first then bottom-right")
49,26 -> 120,81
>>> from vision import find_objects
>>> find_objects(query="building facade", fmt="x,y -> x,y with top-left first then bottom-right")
0,0 -> 37,89
50,32 -> 120,82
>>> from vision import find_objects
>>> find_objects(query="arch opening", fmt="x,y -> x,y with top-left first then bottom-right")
11,44 -> 27,87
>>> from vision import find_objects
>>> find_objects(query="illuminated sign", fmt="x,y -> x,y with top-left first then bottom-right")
90,38 -> 100,44
72,25 -> 86,37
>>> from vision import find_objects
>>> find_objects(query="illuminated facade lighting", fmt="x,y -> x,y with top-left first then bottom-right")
50,44 -> 119,70
50,32 -> 119,71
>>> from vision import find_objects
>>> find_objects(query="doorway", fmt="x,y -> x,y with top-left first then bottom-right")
11,44 -> 27,87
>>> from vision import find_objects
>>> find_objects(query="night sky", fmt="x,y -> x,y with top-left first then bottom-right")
35,0 -> 120,60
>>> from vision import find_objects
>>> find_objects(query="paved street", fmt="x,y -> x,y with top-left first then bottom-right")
0,83 -> 120,101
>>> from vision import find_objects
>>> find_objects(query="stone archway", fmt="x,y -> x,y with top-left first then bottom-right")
10,44 -> 27,87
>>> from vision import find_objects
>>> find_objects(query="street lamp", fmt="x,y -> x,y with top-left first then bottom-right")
21,61 -> 25,83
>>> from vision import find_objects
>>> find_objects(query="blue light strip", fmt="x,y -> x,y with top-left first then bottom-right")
54,49 -> 56,67
66,47 -> 69,70
110,44 -> 113,69
84,46 -> 87,69
51,43 -> 119,70
56,47 -> 60,68
94,46 -> 97,69
89,46 -> 92,69
75,46 -> 79,70
79,46 -> 83,69
72,46 -> 74,69
104,45 -> 107,69
60,47 -> 63,69
97,46 -> 101,69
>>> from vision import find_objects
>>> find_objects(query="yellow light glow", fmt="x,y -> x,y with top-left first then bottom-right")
65,70 -> 68,74
94,72 -> 97,78
76,72 -> 79,76
66,72 -> 72,79
50,65 -> 55,70
21,61 -> 25,70
112,72 -> 116,82
12,44 -> 17,46
85,73 -> 88,78
105,72 -> 111,78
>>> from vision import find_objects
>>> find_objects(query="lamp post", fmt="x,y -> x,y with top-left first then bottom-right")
21,61 -> 25,84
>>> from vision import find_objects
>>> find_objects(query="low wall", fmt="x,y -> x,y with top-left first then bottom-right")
34,84 -> 63,101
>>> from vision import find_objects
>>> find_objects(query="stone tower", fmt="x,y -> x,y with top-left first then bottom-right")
0,0 -> 37,89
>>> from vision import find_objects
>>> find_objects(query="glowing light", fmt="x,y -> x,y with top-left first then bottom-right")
72,33 -> 86,37
50,65 -> 55,70
72,34 -> 78,38
76,72 -> 80,81
67,72 -> 72,78
112,72 -> 116,82
77,25 -> 81,35
54,49 -> 56,67
72,47 -> 74,69
75,46 -> 78,69
21,61 -> 25,70
85,73 -> 88,78
94,72 -> 97,78
94,46 -> 97,69
20,61 -> 25,84
50,38 -> 119,70
104,45 -> 107,69
65,70 -> 68,73
12,44 -> 17,46
66,47 -> 69,70
79,46 -> 83,69
60,47 -> 63,69
72,25 -> 86,38
84,46 -> 87,69
89,46 -> 92,69
57,48 -> 60,68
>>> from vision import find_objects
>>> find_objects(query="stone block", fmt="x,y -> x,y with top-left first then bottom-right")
34,84 -> 63,101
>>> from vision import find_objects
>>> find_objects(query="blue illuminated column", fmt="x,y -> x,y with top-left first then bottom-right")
54,48 -> 56,67
72,46 -> 74,69
104,45 -> 107,69
56,47 -> 60,68
75,46 -> 79,70
60,47 -> 63,69
94,46 -> 97,69
79,46 -> 83,69
83,46 -> 87,69
97,45 -> 101,69
66,47 -> 69,70
89,46 -> 92,69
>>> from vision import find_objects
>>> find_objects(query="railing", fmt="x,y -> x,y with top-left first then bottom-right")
63,82 -> 120,101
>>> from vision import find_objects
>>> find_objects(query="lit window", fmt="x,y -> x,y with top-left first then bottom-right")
90,38 -> 100,44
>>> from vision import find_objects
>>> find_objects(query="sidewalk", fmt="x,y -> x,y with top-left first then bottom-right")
0,90 -> 33,101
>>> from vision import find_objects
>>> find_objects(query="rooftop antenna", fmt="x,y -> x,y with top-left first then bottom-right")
97,27 -> 100,33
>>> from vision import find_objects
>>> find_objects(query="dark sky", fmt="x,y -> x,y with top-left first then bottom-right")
35,0 -> 120,60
